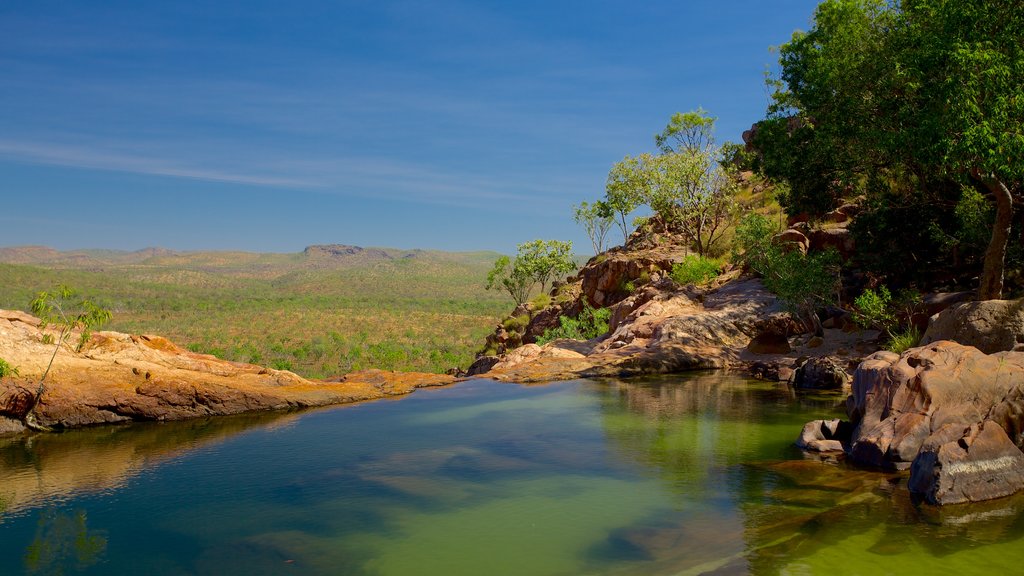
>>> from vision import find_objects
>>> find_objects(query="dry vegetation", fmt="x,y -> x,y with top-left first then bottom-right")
0,246 -> 508,377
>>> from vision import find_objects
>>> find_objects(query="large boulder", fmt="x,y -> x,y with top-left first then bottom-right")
807,227 -> 855,259
800,341 -> 1024,504
792,356 -> 849,390
921,298 -> 1024,353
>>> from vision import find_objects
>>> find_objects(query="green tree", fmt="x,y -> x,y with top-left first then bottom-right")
604,155 -> 648,243
607,110 -> 738,256
735,214 -> 841,335
573,200 -> 614,255
27,285 -> 112,430
486,255 -> 533,306
757,0 -> 1024,298
486,240 -> 576,306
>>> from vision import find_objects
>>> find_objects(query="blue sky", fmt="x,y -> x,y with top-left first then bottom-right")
1,0 -> 819,254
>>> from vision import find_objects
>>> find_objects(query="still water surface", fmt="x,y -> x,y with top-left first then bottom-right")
2,374 -> 1024,575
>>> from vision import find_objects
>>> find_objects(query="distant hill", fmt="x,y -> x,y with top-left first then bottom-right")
0,244 -> 503,276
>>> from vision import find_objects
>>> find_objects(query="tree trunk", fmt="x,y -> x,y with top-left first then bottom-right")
976,172 -> 1013,300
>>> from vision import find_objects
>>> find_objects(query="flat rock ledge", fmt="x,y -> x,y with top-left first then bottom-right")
797,341 -> 1024,505
0,310 -> 454,433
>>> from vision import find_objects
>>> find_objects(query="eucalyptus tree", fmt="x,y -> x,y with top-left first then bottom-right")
573,200 -> 614,255
486,240 -> 577,305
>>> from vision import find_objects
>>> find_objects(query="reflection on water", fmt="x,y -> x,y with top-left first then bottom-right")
0,410 -> 301,518
24,510 -> 107,575
0,375 -> 1022,575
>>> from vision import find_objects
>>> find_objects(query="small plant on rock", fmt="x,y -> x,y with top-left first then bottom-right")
26,285 -> 112,430
0,358 -> 19,378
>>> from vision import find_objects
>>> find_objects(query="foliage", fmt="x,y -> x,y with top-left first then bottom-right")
887,327 -> 922,355
670,256 -> 722,286
852,285 -> 923,349
0,358 -> 19,378
529,293 -> 551,311
734,214 -> 840,332
24,510 -> 107,575
756,0 -> 1024,297
486,240 -> 576,306
601,111 -> 740,256
573,201 -> 614,255
486,255 -> 533,306
852,286 -> 896,333
0,249 -> 510,377
604,156 -> 648,243
535,305 -> 611,345
502,314 -> 530,333
31,285 -> 113,353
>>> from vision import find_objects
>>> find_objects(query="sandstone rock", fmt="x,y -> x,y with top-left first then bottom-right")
843,342 -> 1024,503
921,298 -> 1024,353
825,209 -> 849,224
466,355 -> 500,377
489,277 -> 781,383
0,310 -> 456,432
746,333 -> 791,355
807,227 -> 855,259
579,246 -> 689,308
796,418 -> 852,452
909,421 -> 1024,505
792,357 -> 849,390
773,229 -> 809,255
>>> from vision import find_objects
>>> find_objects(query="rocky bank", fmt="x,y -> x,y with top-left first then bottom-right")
0,310 -> 454,434
798,302 -> 1024,505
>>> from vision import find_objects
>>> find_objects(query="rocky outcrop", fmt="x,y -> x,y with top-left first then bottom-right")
579,244 -> 691,308
484,275 -> 784,383
0,310 -> 455,433
921,298 -> 1024,353
798,341 -> 1024,504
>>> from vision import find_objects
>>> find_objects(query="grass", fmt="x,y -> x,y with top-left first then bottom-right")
0,247 -> 510,377
670,255 -> 721,286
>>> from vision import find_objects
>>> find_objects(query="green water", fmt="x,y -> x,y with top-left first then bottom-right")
2,374 -> 1024,575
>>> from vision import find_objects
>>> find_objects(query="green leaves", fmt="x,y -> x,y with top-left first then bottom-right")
31,285 -> 113,353
0,358 -> 19,378
573,201 -> 614,255
486,240 -> 576,306
734,214 -> 840,331
535,305 -> 611,345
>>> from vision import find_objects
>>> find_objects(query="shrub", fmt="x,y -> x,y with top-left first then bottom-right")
887,327 -> 921,355
536,305 -> 611,345
671,255 -> 721,286
0,358 -> 19,378
734,213 -> 840,333
529,293 -> 551,311
852,287 -> 896,333
502,314 -> 530,333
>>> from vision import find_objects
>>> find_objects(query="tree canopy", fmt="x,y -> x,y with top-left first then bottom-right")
755,0 -> 1024,297
486,240 -> 576,306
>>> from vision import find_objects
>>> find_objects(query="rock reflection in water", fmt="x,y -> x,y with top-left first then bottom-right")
0,411 -> 300,519
591,374 -> 1024,574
